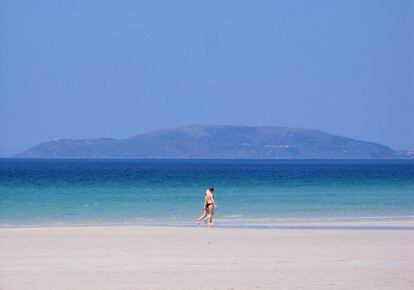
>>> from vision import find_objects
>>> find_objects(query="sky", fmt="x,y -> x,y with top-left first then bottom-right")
0,0 -> 413,157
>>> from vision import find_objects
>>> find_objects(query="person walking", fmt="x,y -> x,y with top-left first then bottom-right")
197,187 -> 217,225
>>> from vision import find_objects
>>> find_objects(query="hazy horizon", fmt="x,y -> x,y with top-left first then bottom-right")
1,0 -> 413,157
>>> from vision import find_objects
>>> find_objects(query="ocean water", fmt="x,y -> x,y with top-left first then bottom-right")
0,159 -> 413,226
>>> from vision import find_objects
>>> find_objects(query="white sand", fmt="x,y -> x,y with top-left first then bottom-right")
1,221 -> 413,290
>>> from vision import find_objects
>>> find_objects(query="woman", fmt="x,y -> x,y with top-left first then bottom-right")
197,187 -> 217,225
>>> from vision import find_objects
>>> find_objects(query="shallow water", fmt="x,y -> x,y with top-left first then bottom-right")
1,159 -> 413,226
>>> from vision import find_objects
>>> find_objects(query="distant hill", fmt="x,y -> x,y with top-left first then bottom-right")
16,125 -> 410,159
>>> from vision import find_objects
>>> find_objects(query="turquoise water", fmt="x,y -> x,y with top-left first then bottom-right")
1,159 -> 413,226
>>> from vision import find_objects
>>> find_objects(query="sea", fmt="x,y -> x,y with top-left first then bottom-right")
1,159 -> 413,227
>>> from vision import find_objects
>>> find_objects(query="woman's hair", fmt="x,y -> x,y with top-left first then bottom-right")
209,187 -> 214,192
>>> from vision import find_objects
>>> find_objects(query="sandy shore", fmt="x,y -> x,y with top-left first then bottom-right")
1,221 -> 413,290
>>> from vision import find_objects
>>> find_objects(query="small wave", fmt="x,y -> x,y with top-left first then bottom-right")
223,215 -> 243,218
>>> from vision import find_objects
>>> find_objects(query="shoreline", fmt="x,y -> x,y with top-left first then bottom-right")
2,216 -> 414,229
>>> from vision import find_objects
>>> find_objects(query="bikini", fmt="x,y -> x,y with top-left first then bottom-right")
205,193 -> 214,209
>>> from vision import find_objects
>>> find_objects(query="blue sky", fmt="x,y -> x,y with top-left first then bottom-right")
0,0 -> 413,156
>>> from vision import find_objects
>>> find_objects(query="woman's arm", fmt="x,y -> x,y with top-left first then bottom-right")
211,193 -> 217,208
203,195 -> 208,208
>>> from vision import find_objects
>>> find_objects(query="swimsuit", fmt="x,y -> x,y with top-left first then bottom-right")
205,192 -> 214,209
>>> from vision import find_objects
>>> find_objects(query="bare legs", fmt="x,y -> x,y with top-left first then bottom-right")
196,205 -> 214,225
197,209 -> 208,224
207,206 -> 214,225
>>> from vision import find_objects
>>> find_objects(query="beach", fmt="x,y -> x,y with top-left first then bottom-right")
1,220 -> 413,290
1,159 -> 413,289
